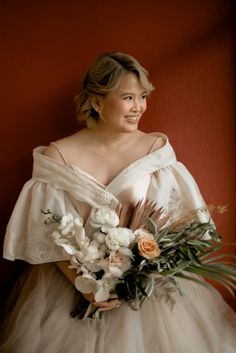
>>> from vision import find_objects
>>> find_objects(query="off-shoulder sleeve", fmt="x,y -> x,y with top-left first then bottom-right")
3,179 -> 80,264
3,146 -> 119,264
147,161 -> 209,223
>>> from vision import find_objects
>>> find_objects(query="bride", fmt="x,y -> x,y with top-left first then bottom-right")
1,52 -> 236,352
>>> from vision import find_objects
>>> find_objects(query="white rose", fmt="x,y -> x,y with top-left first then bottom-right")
90,207 -> 119,229
105,227 -> 135,250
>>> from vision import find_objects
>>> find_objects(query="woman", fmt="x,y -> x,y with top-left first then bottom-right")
1,52 -> 236,352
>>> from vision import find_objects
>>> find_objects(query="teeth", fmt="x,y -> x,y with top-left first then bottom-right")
126,116 -> 138,122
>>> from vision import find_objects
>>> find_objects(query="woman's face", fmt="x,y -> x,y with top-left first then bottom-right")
96,72 -> 147,133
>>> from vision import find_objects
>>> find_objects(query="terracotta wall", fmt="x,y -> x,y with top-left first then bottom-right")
0,1 -> 235,309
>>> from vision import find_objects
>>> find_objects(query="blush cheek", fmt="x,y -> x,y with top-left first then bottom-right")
142,102 -> 147,113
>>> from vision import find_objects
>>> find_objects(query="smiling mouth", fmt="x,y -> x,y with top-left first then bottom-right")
125,116 -> 139,123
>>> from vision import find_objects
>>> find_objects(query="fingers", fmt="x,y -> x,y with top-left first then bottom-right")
95,299 -> 121,311
82,292 -> 121,312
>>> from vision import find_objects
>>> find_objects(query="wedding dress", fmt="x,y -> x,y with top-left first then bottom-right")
1,133 -> 236,353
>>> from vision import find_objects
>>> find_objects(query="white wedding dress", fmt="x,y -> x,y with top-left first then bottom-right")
1,133 -> 236,353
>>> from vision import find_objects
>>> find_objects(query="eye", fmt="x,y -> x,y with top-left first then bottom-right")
140,94 -> 147,100
123,96 -> 133,101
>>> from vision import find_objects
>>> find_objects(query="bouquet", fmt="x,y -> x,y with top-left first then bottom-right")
42,201 -> 236,319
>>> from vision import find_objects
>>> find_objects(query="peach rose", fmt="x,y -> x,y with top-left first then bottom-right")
137,238 -> 161,259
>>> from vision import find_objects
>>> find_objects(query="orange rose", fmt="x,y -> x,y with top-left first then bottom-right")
137,238 -> 161,259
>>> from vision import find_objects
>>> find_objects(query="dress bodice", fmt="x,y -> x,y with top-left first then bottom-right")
3,133 -> 207,264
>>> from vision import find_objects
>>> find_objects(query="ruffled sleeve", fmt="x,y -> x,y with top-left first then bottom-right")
3,179 -> 80,264
147,160 -> 208,223
3,147 -> 119,264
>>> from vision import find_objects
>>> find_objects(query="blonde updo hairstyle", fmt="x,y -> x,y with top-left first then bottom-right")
74,52 -> 154,127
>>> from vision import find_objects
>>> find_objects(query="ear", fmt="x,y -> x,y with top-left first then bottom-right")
90,96 -> 103,113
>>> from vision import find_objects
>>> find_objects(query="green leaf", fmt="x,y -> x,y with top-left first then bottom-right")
160,260 -> 192,276
185,267 -> 236,296
186,240 -> 212,247
147,217 -> 158,235
187,248 -> 202,265
174,272 -> 214,291
203,254 -> 236,264
199,264 -> 236,279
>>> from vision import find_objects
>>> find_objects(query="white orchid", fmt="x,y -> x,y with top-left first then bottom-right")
47,208 -> 135,308
75,273 -> 98,294
74,226 -> 90,247
83,261 -> 103,273
75,274 -> 113,302
58,213 -> 84,236
58,213 -> 74,235
75,243 -> 101,262
48,212 -> 91,259
51,230 -> 61,240
93,231 -> 106,244
54,239 -> 77,255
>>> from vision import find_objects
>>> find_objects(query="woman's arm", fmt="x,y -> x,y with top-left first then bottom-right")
56,261 -> 121,311
56,260 -> 77,284
56,261 -> 94,303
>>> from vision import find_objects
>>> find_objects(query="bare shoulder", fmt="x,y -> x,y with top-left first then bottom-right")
44,129 -> 89,165
139,131 -> 166,152
44,143 -> 63,164
44,132 -> 78,163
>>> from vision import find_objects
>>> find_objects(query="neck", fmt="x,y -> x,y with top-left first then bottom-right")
89,124 -> 141,147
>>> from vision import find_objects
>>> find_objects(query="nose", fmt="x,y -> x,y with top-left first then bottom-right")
131,98 -> 140,112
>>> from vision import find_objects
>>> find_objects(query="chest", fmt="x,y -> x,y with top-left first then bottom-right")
79,151 -> 143,186
67,134 -> 158,186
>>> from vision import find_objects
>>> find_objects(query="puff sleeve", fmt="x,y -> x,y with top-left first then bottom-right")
3,179 -> 80,264
3,146 -> 119,264
147,161 -> 209,224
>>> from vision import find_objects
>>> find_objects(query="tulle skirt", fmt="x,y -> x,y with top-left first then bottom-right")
1,263 -> 236,353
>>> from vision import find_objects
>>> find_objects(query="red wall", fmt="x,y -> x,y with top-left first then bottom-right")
0,1 -> 235,309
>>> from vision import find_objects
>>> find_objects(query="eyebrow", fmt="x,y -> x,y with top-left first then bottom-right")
120,91 -> 147,97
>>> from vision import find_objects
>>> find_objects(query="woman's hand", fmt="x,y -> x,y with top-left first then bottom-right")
96,298 -> 121,312
83,293 -> 121,312
55,262 -> 121,312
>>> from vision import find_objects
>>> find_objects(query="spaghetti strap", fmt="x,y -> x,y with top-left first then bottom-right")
148,136 -> 165,154
50,142 -> 69,166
